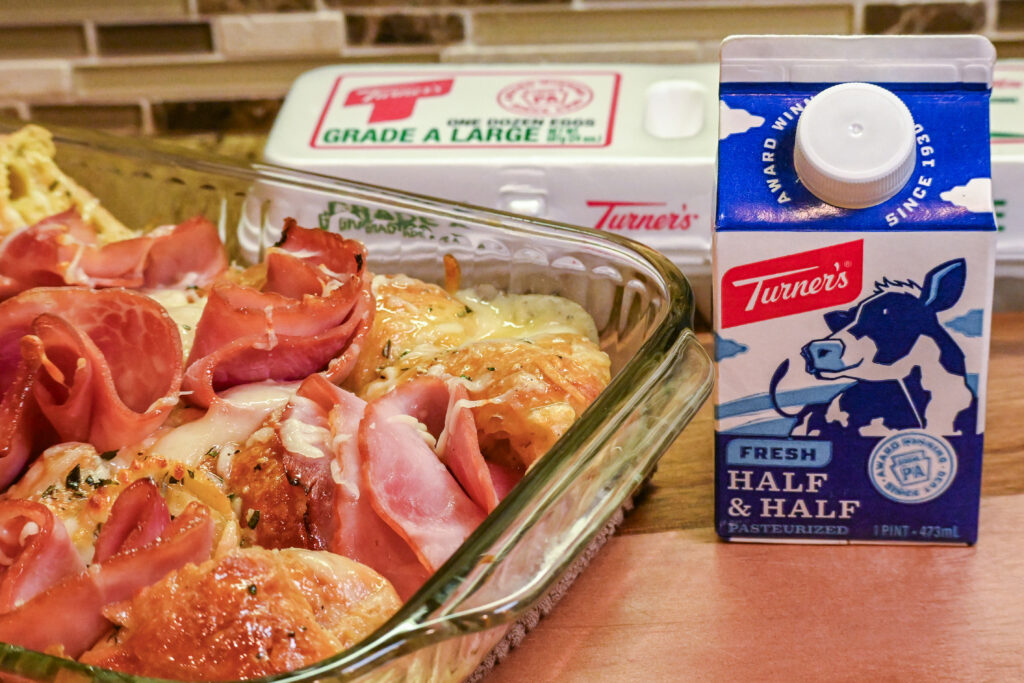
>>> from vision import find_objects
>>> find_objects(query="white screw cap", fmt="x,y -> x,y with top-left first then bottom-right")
794,82 -> 917,209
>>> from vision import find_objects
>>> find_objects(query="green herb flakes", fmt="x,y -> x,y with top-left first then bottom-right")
65,465 -> 81,491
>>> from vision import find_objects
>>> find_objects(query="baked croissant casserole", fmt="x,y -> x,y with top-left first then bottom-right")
0,126 -> 611,680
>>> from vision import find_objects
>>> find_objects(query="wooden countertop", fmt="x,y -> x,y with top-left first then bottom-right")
488,312 -> 1024,682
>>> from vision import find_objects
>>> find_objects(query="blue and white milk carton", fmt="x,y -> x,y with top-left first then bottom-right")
713,36 -> 997,544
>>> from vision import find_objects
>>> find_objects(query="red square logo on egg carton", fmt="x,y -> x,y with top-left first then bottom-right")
343,79 -> 455,124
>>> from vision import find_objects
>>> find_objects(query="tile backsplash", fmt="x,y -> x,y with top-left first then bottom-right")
0,0 -> 1020,137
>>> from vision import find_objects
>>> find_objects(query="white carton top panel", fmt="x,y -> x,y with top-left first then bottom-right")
720,35 -> 996,85
265,64 -> 720,167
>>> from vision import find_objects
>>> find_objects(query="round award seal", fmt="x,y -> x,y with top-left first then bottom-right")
868,431 -> 957,504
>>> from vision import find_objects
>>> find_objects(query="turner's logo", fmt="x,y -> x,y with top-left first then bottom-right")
343,79 -> 453,124
586,200 -> 697,231
721,240 -> 863,328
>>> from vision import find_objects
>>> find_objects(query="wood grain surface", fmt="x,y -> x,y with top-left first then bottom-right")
487,313 -> 1024,682
488,496 -> 1024,682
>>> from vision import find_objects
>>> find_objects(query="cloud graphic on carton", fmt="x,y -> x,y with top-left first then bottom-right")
719,102 -> 765,140
946,309 -> 984,338
940,178 -> 994,213
715,334 -> 749,361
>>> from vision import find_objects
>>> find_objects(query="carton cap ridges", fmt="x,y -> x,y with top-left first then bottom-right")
794,83 -> 917,209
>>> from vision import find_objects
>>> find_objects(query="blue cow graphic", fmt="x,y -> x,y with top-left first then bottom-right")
770,258 -> 977,438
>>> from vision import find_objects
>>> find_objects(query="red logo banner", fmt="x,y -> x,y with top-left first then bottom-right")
721,239 -> 863,328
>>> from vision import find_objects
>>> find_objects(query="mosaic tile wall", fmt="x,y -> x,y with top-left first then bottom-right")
0,0 -> 1021,144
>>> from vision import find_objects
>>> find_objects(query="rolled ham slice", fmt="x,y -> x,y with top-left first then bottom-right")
183,220 -> 373,408
139,216 -> 228,289
0,345 -> 48,492
0,500 -> 84,613
0,288 -> 183,489
92,479 -> 170,564
0,502 -> 214,658
436,381 -> 503,514
307,375 -> 430,601
360,377 -> 488,573
0,210 -> 226,297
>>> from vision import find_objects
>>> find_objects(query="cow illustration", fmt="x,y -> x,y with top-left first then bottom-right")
770,258 -> 976,438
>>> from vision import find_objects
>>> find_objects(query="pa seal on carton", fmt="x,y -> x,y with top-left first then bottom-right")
713,36 -> 997,545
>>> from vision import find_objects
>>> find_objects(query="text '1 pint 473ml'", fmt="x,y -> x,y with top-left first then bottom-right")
713,36 -> 998,544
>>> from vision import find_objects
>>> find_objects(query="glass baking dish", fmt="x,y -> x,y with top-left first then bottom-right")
0,121 -> 714,683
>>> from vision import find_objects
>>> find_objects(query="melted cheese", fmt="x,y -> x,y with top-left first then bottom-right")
360,277 -> 601,398
149,381 -> 298,467
145,288 -> 208,359
279,398 -> 332,461
387,414 -> 437,448
455,288 -> 599,344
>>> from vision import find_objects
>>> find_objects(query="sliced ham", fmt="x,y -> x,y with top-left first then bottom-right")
92,479 -> 169,563
360,377 -> 487,573
277,374 -> 346,550
487,461 -> 522,502
0,288 -> 183,489
0,212 -> 100,291
0,345 -> 48,491
0,210 -> 226,297
182,220 -> 373,408
141,216 -> 228,289
437,381 -> 503,513
225,373 -> 429,599
312,376 -> 430,601
0,500 -> 84,613
0,502 -> 214,658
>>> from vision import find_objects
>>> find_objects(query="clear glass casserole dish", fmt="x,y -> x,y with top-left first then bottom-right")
0,121 -> 714,683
